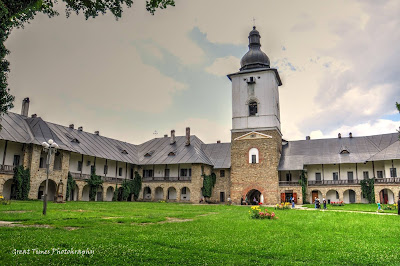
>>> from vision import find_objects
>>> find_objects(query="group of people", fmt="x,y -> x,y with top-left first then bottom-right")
314,197 -> 327,209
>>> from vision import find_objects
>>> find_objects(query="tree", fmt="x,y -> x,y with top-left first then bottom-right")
0,0 -> 174,123
201,173 -> 216,201
86,167 -> 103,201
396,102 -> 400,113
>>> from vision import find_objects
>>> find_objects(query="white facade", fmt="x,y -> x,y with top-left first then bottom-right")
231,70 -> 281,133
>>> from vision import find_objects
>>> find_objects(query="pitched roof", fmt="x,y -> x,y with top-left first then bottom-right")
137,135 -> 214,166
0,112 -> 33,143
279,133 -> 399,170
202,143 -> 231,169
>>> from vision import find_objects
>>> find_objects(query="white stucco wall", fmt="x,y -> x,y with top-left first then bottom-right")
0,140 -> 24,166
231,70 -> 280,131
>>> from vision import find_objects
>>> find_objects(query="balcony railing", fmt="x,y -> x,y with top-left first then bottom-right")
70,172 -> 91,180
308,178 -> 400,186
374,177 -> 400,184
308,180 -> 360,186
279,181 -> 300,186
142,176 -> 191,182
0,164 -> 14,174
70,172 -> 129,184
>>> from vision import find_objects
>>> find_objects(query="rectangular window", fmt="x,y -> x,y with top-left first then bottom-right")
39,157 -> 45,168
104,165 -> 108,175
143,169 -> 153,178
390,168 -> 397,177
119,167 -> 123,176
90,165 -> 95,174
220,170 -> 225,177
315,173 -> 321,181
165,169 -> 170,177
286,173 -> 292,181
347,172 -> 354,182
189,168 -> 192,176
363,171 -> 369,180
180,169 -> 188,177
77,161 -> 82,171
377,171 -> 383,178
333,172 -> 338,181
251,155 -> 257,164
13,155 -> 20,167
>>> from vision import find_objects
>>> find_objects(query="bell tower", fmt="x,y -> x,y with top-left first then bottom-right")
228,26 -> 283,205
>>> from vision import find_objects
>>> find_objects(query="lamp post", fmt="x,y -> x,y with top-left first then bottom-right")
42,139 -> 59,215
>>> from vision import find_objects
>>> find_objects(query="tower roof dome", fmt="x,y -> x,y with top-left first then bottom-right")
240,26 -> 270,71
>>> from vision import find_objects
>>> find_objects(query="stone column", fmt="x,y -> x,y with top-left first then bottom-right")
356,191 -> 362,203
176,187 -> 181,202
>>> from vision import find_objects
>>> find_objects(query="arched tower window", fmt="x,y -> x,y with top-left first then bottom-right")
249,102 -> 258,116
249,148 -> 259,164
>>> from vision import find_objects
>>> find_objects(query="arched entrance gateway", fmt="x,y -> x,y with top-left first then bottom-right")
246,189 -> 263,205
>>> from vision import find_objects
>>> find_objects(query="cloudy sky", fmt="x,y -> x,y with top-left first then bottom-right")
6,0 -> 400,144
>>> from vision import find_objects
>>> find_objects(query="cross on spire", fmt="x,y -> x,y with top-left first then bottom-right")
252,17 -> 256,27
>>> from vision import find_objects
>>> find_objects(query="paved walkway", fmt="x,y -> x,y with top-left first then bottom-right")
293,206 -> 398,215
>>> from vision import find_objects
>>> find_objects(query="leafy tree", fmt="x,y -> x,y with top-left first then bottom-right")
0,0 -> 174,122
66,171 -> 76,201
299,170 -> 308,204
396,102 -> 400,113
360,178 -> 375,203
86,167 -> 103,201
12,165 -> 30,200
201,173 -> 216,200
131,171 -> 142,200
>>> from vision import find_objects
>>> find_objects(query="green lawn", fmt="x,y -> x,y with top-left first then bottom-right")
1,201 -> 400,265
303,203 -> 398,213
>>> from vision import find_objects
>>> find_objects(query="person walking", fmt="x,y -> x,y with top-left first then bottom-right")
291,196 -> 295,208
314,197 -> 317,209
377,202 -> 381,212
323,198 -> 327,210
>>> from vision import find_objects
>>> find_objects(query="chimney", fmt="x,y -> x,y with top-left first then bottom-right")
185,127 -> 190,146
170,130 -> 176,144
31,114 -> 37,118
349,132 -> 353,138
217,140 -> 221,143
69,124 -> 74,129
94,131 -> 99,136
164,134 -> 168,138
78,126 -> 83,131
21,97 -> 30,117
338,133 -> 341,139
306,136 -> 310,140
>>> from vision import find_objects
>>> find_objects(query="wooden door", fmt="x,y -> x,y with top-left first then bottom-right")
293,193 -> 297,204
280,193 -> 285,203
312,191 -> 318,203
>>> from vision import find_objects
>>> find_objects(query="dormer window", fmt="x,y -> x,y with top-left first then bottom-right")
168,151 -> 176,156
116,145 -> 129,155
65,133 -> 80,143
249,102 -> 257,116
340,149 -> 350,154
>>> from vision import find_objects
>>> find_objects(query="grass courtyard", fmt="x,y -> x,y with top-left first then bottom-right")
1,201 -> 400,265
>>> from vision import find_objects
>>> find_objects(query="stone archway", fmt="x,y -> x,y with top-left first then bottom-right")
167,187 -> 177,200
326,189 -> 339,204
310,190 -> 323,203
379,188 -> 395,204
106,186 -> 114,201
68,184 -> 79,201
82,185 -> 90,201
38,180 -> 57,201
143,187 -> 151,200
95,186 -> 103,201
343,189 -> 356,203
181,187 -> 190,201
155,187 -> 164,201
246,189 -> 262,205
2,179 -> 15,200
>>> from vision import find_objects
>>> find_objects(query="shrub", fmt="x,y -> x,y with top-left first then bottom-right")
249,206 -> 277,220
0,195 -> 10,205
383,204 -> 397,210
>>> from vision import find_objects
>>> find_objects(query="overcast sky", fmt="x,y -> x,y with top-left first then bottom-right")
6,0 -> 400,144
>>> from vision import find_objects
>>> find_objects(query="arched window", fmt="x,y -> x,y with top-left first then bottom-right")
249,101 -> 257,116
249,148 -> 259,164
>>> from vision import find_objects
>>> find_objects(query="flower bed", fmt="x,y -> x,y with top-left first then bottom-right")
0,195 -> 11,205
275,202 -> 291,210
383,204 -> 397,210
249,206 -> 277,220
330,201 -> 345,206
